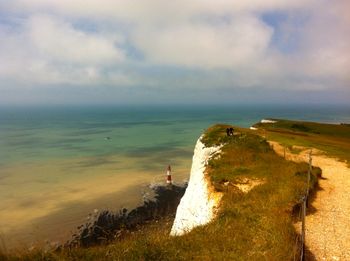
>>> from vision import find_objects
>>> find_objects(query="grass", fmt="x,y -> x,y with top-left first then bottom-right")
253,119 -> 350,166
1,124 -> 320,261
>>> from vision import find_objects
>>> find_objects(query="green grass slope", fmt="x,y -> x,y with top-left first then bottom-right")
254,119 -> 350,165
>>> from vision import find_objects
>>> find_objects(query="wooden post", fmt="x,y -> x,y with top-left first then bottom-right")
301,198 -> 306,261
306,150 -> 312,206
299,151 -> 312,261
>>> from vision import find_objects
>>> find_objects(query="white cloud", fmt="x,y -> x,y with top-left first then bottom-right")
0,0 -> 314,21
0,0 -> 348,103
0,14 -> 129,86
27,15 -> 125,65
132,15 -> 273,68
298,1 -> 350,83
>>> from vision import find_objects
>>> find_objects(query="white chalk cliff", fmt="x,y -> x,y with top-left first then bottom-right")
170,136 -> 223,236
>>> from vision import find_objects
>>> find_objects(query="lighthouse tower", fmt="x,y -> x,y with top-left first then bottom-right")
166,165 -> 172,185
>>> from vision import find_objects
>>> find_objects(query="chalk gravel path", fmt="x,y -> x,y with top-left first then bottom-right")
269,141 -> 350,261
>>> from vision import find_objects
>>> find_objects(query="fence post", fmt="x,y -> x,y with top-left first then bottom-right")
306,150 -> 312,206
301,150 -> 312,260
301,197 -> 306,261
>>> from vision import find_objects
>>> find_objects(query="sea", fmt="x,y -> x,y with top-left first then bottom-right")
0,104 -> 349,249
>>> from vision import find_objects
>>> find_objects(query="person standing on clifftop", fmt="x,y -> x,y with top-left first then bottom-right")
226,128 -> 234,136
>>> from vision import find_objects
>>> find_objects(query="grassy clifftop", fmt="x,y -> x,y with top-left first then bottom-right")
2,124 -> 321,261
253,119 -> 350,166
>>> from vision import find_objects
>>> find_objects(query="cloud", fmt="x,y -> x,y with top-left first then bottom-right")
0,0 -> 349,104
27,15 -> 125,65
298,1 -> 350,83
0,0 -> 313,20
0,14 -> 129,86
132,15 -> 273,68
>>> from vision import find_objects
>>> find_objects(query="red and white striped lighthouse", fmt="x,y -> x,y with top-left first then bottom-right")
166,165 -> 172,185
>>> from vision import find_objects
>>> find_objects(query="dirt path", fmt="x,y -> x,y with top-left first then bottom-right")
269,141 -> 350,261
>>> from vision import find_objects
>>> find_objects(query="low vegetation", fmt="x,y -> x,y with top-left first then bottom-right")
1,124 -> 321,260
253,119 -> 350,166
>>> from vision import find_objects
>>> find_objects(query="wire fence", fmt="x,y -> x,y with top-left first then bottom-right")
292,149 -> 312,261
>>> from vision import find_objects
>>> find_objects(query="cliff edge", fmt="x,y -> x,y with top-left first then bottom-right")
170,136 -> 223,236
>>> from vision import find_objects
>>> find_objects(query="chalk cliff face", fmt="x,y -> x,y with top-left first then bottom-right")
170,136 -> 223,236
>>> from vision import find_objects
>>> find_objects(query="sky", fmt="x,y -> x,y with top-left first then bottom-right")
0,0 -> 349,105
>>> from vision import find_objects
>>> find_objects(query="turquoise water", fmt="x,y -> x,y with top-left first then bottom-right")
1,105 -> 349,167
0,104 -> 349,246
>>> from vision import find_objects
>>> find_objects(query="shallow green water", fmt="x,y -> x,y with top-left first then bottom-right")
1,105 -> 349,166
